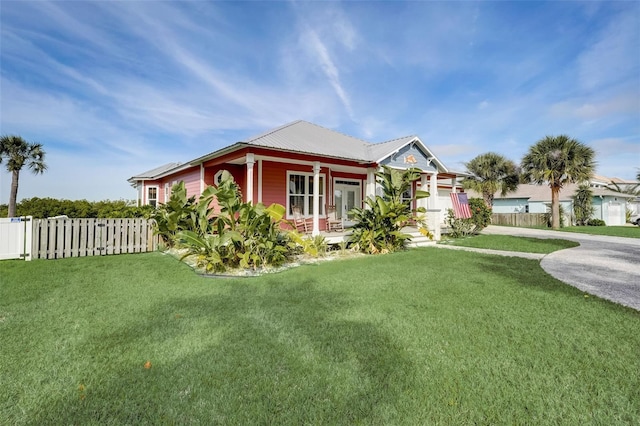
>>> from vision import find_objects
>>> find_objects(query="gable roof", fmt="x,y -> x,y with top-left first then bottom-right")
130,120 -> 453,181
128,162 -> 182,180
242,120 -> 372,161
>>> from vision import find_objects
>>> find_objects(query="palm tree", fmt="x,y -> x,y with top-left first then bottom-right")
0,135 -> 47,217
521,135 -> 595,229
462,152 -> 519,207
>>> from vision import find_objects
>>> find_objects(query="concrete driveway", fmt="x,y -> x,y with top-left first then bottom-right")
482,225 -> 640,311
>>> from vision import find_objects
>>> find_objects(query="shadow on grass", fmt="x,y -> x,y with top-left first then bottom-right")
30,278 -> 417,424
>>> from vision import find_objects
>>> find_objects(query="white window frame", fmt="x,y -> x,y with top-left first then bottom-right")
164,183 -> 170,203
287,171 -> 325,218
401,184 -> 413,205
214,170 -> 225,186
147,185 -> 159,207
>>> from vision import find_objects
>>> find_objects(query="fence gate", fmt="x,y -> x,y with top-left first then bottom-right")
0,216 -> 33,261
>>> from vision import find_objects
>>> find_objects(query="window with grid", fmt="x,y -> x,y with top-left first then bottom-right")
147,187 -> 158,207
288,173 -> 324,217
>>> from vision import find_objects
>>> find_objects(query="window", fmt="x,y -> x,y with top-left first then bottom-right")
214,170 -> 225,186
147,186 -> 158,207
401,186 -> 412,205
288,172 -> 324,217
164,183 -> 170,203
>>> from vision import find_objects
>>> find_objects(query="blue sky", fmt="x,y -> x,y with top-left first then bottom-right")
1,0 -> 638,203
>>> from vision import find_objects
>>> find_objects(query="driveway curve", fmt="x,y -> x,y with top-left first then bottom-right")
482,225 -> 640,311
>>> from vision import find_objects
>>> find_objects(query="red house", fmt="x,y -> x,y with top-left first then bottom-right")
128,121 -> 466,240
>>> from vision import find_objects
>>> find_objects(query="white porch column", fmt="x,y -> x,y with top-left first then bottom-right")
364,167 -> 377,211
427,172 -> 441,240
200,164 -> 205,193
257,159 -> 263,203
312,162 -> 321,236
246,153 -> 255,203
451,176 -> 458,193
429,172 -> 439,210
419,174 -> 429,210
366,167 -> 376,202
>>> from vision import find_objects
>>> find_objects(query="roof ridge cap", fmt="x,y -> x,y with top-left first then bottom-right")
375,135 -> 417,145
244,120 -> 304,143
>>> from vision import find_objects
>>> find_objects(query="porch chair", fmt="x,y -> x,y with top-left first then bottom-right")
292,206 -> 311,234
325,205 -> 344,232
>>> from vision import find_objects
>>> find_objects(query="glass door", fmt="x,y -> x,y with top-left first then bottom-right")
334,181 -> 361,219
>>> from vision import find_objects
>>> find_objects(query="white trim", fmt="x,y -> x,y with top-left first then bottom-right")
257,159 -> 263,203
374,137 -> 449,173
429,172 -> 439,210
214,170 -> 225,186
255,154 -> 367,174
286,171 -> 326,219
312,162 -> 321,236
164,182 -> 170,203
333,178 -> 363,219
200,164 -> 205,193
146,185 -> 159,207
246,153 -> 255,203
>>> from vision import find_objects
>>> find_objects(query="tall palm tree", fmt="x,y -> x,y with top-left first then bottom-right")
0,135 -> 47,217
521,135 -> 595,229
462,152 -> 519,207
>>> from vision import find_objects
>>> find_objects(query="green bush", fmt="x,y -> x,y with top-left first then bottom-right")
167,172 -> 308,273
573,184 -> 594,226
544,204 -> 567,228
469,198 -> 492,230
1,197 -> 152,218
445,209 -> 475,238
349,166 -> 429,254
445,198 -> 491,238
586,218 -> 606,226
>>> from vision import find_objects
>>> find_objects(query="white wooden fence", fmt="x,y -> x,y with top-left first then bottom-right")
0,216 -> 33,261
31,218 -> 158,259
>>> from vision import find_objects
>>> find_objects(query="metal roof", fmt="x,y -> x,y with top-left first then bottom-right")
128,162 -> 182,181
130,120 -> 455,180
242,120 -> 372,161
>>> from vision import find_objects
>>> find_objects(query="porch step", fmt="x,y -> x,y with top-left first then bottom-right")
406,232 -> 436,248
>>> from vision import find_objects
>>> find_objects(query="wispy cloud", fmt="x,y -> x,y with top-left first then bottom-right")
1,1 -> 638,203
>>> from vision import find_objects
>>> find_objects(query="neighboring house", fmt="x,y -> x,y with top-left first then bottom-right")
596,175 -> 640,216
128,120 -> 467,238
475,182 -> 634,225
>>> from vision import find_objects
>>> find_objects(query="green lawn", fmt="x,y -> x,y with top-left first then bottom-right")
1,251 -> 639,424
497,224 -> 640,238
441,235 -> 579,253
558,225 -> 640,238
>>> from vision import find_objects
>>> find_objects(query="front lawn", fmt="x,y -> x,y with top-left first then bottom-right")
558,225 -> 640,238
1,251 -> 639,424
441,234 -> 579,253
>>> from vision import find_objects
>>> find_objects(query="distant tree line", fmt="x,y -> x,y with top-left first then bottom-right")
0,197 -> 154,219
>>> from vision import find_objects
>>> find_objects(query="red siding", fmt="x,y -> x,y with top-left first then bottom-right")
261,161 -> 287,206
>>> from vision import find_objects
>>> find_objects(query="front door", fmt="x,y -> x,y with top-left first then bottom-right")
334,180 -> 361,219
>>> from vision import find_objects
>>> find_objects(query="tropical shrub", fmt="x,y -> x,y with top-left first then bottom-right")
349,166 -> 429,254
586,218 -> 606,226
174,171 -> 304,273
445,209 -> 475,238
544,203 -> 567,228
152,182 -> 199,247
573,184 -> 594,226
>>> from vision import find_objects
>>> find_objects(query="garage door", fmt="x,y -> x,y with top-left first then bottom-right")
608,203 -> 623,226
